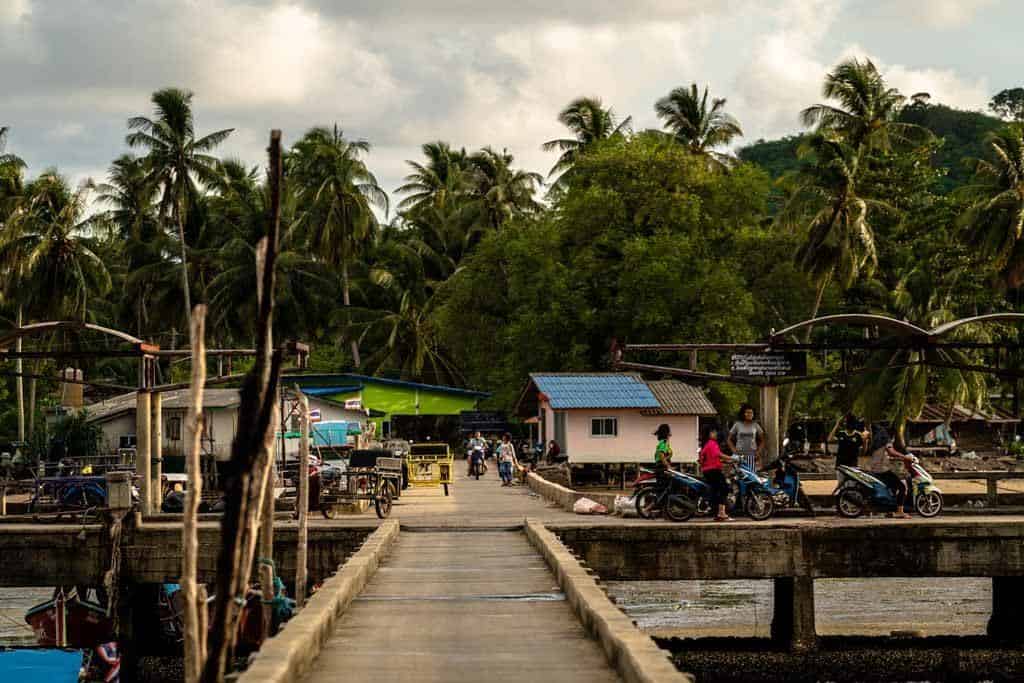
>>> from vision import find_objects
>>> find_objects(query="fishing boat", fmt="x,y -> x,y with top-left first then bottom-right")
24,588 -> 113,649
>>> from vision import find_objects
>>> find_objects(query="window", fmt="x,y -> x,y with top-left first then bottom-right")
167,416 -> 182,441
590,417 -> 618,438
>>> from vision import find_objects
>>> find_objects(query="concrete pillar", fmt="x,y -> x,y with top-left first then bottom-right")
105,471 -> 133,512
150,392 -> 163,511
135,391 -> 152,515
771,576 -> 816,651
988,576 -> 1024,643
760,384 -> 780,461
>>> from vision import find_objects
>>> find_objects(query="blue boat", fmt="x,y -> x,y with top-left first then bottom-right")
0,648 -> 83,682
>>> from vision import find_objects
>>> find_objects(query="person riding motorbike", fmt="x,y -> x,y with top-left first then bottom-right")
467,431 -> 487,476
653,424 -> 674,487
869,424 -> 914,519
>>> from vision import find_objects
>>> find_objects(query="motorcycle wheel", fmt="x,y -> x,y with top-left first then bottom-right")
665,494 -> 695,522
836,488 -> 865,518
375,486 -> 393,519
696,497 -> 712,517
915,491 -> 943,518
744,492 -> 774,521
635,489 -> 660,519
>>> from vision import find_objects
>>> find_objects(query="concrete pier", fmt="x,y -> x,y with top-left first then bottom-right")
771,576 -> 816,651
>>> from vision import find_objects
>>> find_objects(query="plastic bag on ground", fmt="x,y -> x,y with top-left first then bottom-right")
613,495 -> 638,517
573,497 -> 608,514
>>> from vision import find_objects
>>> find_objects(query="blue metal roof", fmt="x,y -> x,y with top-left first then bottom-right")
530,374 -> 660,409
302,385 -> 363,397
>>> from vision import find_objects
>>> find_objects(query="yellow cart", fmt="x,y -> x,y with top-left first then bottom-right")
406,443 -> 453,496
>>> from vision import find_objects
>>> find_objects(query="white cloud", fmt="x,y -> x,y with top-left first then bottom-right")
915,0 -> 996,29
0,0 -> 30,25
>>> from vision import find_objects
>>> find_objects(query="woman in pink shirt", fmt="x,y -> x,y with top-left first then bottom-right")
700,427 -> 731,522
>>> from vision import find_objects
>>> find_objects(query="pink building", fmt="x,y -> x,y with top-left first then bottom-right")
516,373 -> 716,464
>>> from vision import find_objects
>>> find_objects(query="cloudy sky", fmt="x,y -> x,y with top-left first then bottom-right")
1,0 -> 1021,206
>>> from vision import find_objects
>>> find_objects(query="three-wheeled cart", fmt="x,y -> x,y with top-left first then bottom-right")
319,449 -> 402,519
406,443 -> 453,496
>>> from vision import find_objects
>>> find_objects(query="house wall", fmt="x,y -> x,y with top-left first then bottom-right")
97,414 -> 136,455
560,409 -> 699,464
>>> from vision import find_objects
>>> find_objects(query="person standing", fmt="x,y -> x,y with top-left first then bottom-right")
728,404 -> 765,471
700,426 -> 731,522
831,413 -> 868,469
497,433 -> 518,486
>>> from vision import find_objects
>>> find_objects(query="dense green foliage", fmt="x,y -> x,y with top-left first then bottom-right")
3,67 -> 1024,445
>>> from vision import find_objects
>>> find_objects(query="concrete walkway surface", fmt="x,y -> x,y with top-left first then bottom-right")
303,529 -> 621,682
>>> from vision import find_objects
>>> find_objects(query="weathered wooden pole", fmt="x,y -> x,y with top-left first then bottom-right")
201,130 -> 284,683
182,305 -> 207,683
761,383 -> 780,462
295,388 -> 310,606
151,390 -> 163,511
259,415 -> 277,640
136,390 -> 152,515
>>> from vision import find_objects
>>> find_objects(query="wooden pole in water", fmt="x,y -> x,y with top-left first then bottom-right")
182,305 -> 207,683
259,424 -> 276,641
295,388 -> 310,606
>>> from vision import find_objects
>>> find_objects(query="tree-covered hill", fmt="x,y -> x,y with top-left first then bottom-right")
739,100 -> 1005,194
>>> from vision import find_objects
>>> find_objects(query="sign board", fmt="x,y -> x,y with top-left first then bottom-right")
344,398 -> 362,411
730,352 -> 807,379
309,408 -> 322,423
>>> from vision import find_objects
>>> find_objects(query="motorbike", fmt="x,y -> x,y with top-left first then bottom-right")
729,457 -> 777,521
633,468 -> 708,522
468,447 -> 486,479
833,454 -> 943,518
762,439 -> 816,516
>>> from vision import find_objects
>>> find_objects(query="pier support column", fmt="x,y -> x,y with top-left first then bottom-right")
150,391 -> 162,512
988,576 -> 1024,643
771,576 -> 816,651
136,390 -> 152,515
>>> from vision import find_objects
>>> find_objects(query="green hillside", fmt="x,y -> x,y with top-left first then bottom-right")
738,102 -> 1004,194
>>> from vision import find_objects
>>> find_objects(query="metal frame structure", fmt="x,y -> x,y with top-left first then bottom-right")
0,320 -> 310,514
613,313 -> 1024,458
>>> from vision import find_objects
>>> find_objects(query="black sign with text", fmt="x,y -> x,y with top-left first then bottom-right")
730,352 -> 807,379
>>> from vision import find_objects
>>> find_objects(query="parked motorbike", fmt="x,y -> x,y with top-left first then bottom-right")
729,457 -> 777,521
833,454 -> 943,518
763,439 -> 816,516
634,469 -> 706,522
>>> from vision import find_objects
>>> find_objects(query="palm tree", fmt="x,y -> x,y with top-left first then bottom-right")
959,128 -> 1024,287
290,125 -> 388,368
395,141 -> 470,213
542,97 -> 632,182
126,88 -> 233,325
0,171 -> 112,437
0,127 -> 24,173
0,127 -> 27,440
800,58 -> 930,163
466,147 -> 542,231
654,84 -> 743,166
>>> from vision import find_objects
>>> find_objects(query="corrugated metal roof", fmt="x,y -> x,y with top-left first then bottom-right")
83,389 -> 241,423
643,380 -> 717,416
530,373 -> 660,409
912,403 -> 1020,424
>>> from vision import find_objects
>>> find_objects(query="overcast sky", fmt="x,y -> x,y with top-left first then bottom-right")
2,0 -> 1021,208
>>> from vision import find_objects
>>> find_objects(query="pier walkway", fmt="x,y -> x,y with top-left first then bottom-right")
304,528 -> 620,682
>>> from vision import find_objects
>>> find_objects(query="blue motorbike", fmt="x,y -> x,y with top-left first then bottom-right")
834,455 -> 943,518
634,468 -> 709,522
729,457 -> 777,520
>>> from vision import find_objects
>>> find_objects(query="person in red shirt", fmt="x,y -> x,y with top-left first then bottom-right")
700,426 -> 732,522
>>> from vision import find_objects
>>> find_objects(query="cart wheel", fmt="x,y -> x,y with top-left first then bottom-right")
443,483 -> 449,497
322,504 -> 340,520
375,487 -> 393,519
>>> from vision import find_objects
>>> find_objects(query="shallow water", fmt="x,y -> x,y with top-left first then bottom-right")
605,577 -> 992,638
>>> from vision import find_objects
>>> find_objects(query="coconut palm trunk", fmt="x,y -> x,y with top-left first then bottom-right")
341,260 -> 361,368
15,307 -> 24,443
174,201 -> 192,326
780,274 -> 829,434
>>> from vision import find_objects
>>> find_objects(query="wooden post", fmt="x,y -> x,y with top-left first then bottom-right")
182,306 -> 207,683
760,384 -> 780,463
136,390 -> 152,515
151,391 -> 163,511
295,389 -> 310,606
987,476 -> 999,508
259,437 -> 276,641
1,484 -> 6,516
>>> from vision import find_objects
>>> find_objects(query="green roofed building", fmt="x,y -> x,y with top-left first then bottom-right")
293,374 -> 489,440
